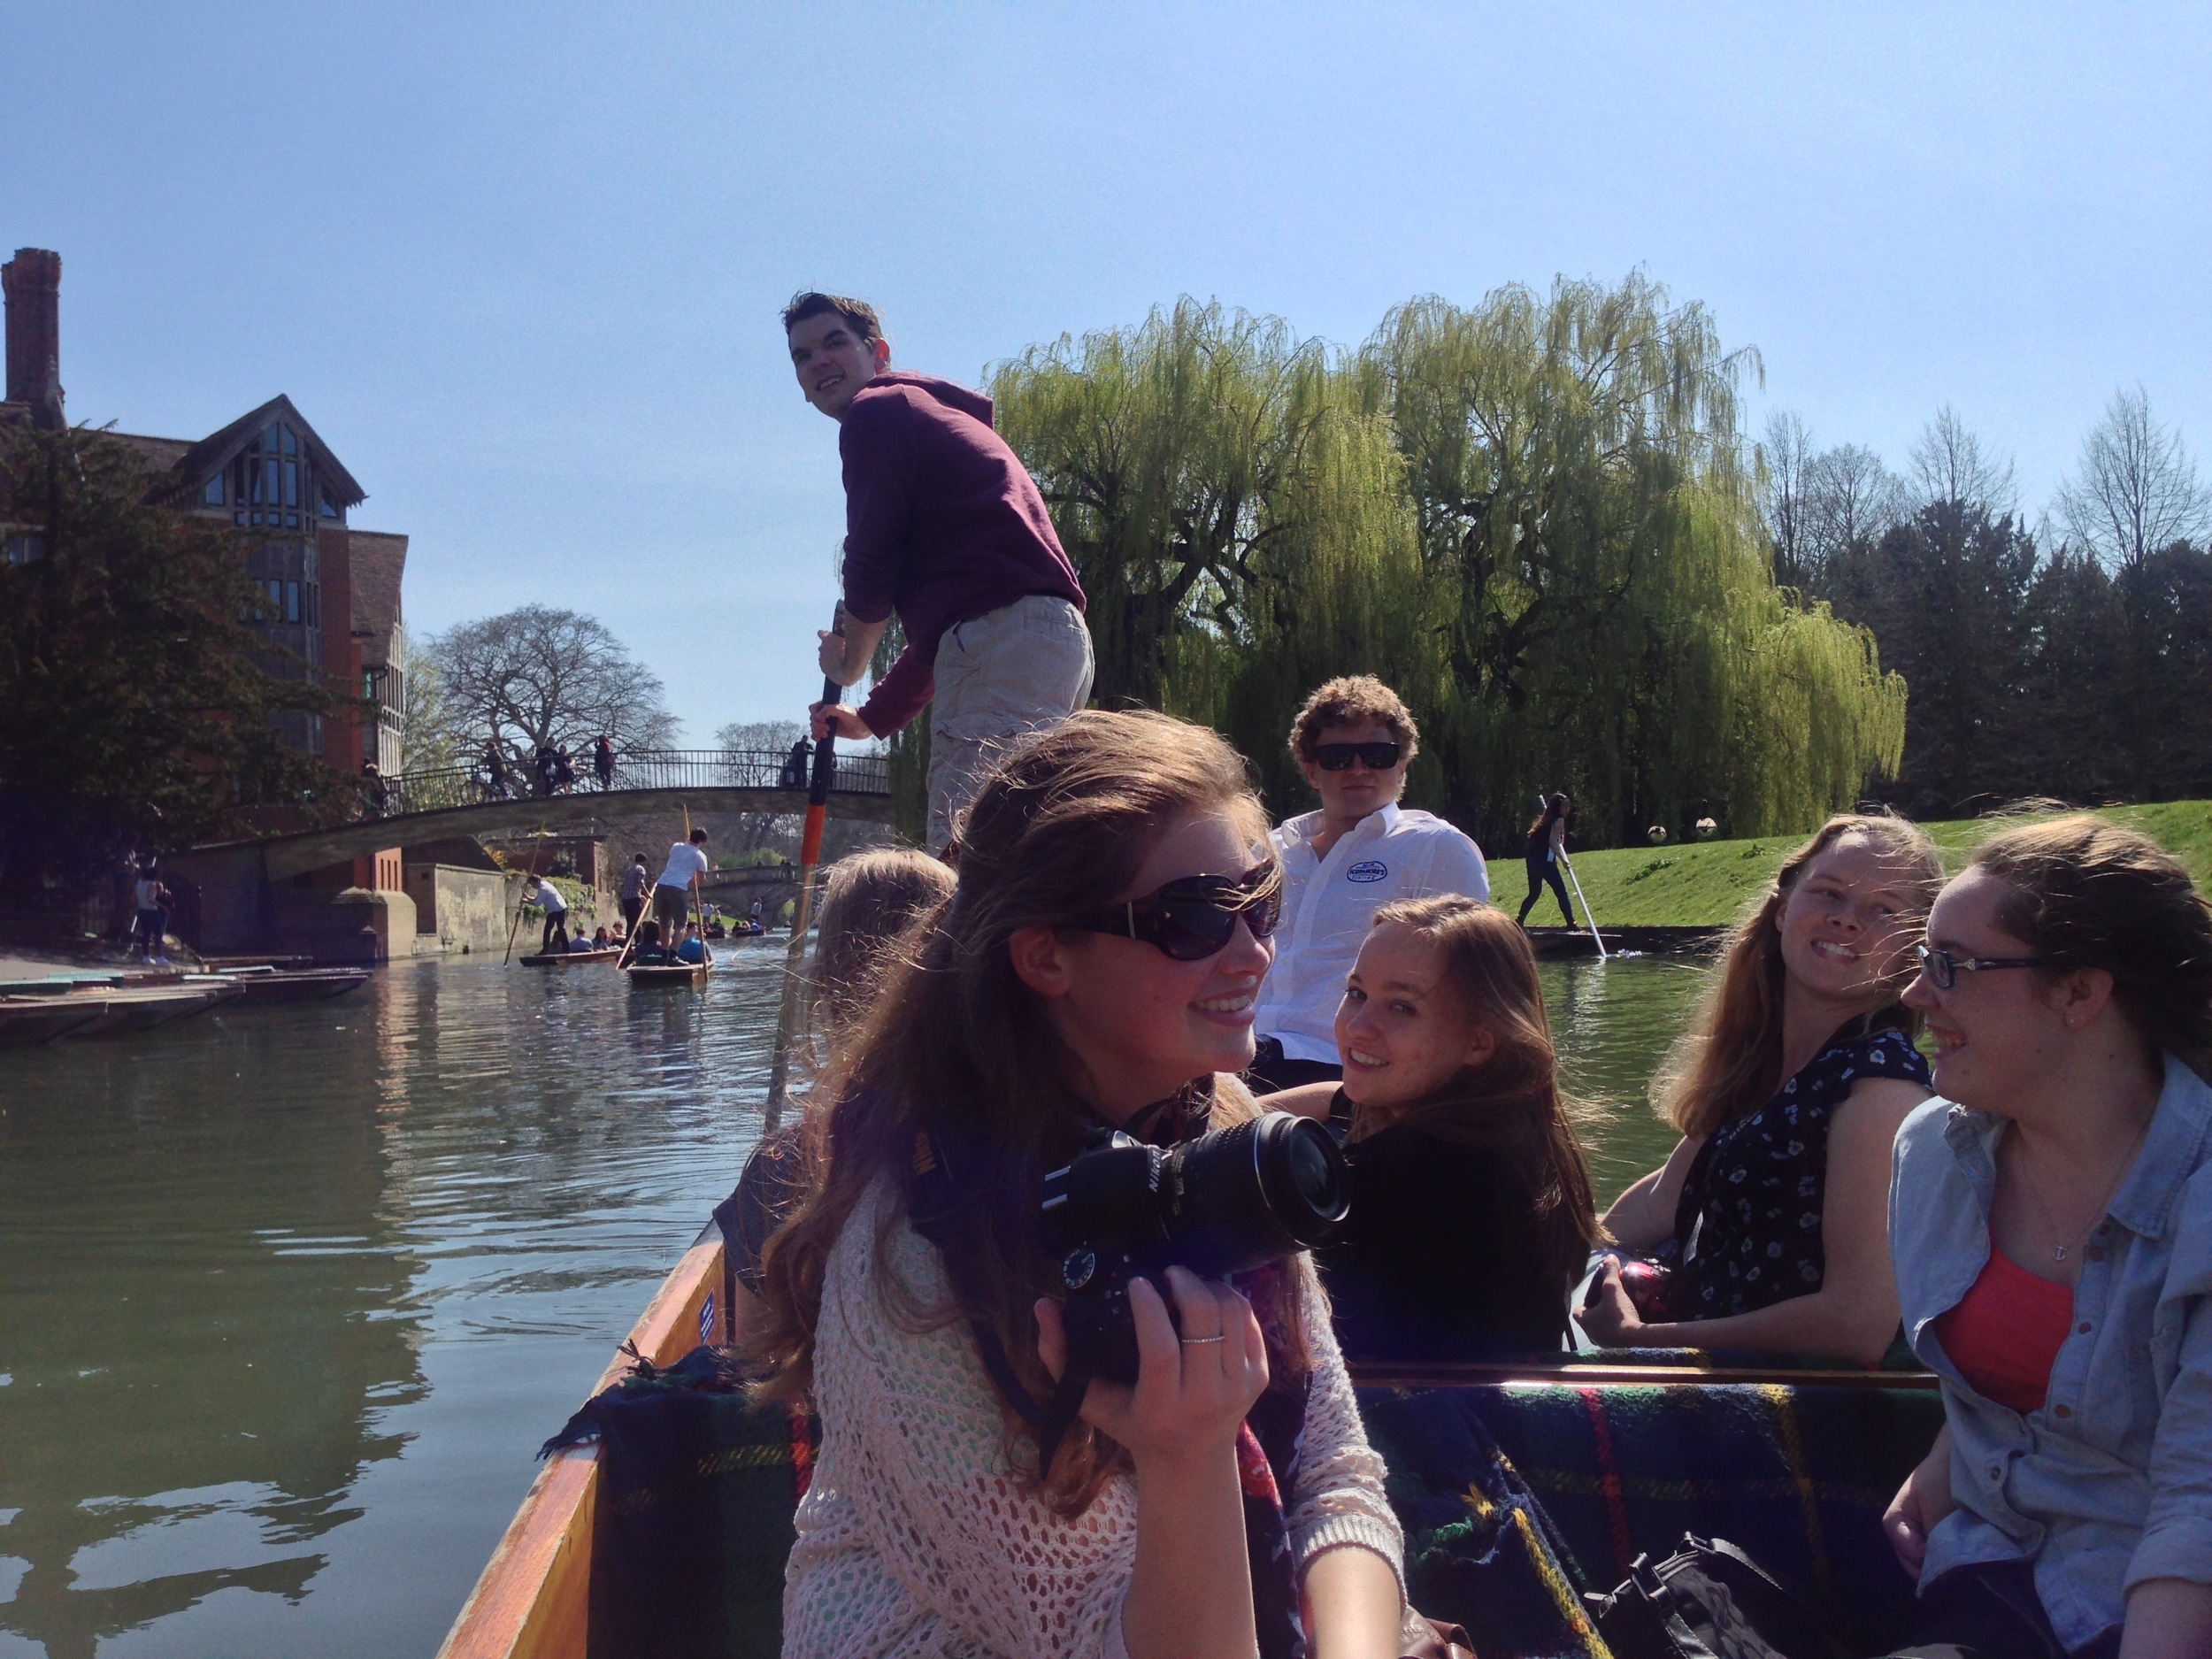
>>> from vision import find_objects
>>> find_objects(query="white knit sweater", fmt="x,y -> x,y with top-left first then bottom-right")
783,1179 -> 1406,1658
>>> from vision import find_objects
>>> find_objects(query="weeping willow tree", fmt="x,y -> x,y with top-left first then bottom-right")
1356,276 -> 1904,844
987,279 -> 1905,846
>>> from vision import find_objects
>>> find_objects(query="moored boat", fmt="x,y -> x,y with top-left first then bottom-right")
520,948 -> 623,967
208,967 -> 372,1002
438,1228 -> 1944,1659
0,995 -> 114,1045
72,982 -> 240,1035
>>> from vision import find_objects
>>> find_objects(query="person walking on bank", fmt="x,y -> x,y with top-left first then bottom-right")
653,828 -> 710,943
1248,676 -> 1490,1094
787,291 -> 1093,856
618,852 -> 651,938
134,859 -> 172,964
1517,794 -> 1576,928
593,734 -> 615,792
523,874 -> 570,955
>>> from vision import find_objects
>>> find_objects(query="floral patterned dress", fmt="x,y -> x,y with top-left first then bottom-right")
1668,1023 -> 1932,1319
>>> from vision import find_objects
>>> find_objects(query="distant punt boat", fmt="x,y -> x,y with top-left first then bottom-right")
519,948 -> 622,967
625,949 -> 711,987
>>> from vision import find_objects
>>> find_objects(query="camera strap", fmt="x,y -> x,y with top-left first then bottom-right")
908,1123 -> 1092,1473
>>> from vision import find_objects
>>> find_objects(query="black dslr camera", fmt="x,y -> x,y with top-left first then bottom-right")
1040,1110 -> 1350,1384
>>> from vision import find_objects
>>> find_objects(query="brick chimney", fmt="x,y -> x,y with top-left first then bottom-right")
4,248 -> 65,426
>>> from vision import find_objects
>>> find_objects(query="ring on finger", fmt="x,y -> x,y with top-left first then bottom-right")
1179,1333 -> 1226,1346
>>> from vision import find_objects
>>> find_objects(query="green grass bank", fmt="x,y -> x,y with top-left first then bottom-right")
1534,799 -> 2212,928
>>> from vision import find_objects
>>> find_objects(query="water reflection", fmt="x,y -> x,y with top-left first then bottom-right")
1540,955 -> 1715,1202
0,944 -> 1698,1656
1,947 -> 787,1658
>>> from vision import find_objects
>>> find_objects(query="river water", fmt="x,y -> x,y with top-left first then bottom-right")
0,948 -> 1706,1658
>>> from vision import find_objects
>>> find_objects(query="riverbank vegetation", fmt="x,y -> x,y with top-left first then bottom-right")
1763,389 -> 2212,819
0,426 -> 343,902
1562,798 -> 2212,927
989,278 -> 1908,852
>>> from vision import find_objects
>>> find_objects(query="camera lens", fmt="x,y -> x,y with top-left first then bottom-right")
1164,1110 -> 1348,1277
1286,1122 -> 1342,1216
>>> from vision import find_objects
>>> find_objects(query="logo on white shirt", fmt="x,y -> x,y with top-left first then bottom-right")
1347,860 -> 1388,883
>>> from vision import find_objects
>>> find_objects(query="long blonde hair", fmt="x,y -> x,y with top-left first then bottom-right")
753,710 -> 1309,1514
1659,813 -> 1942,1140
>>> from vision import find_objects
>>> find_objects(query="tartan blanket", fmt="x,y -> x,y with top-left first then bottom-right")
1356,1379 -> 1947,1658
543,1347 -> 1940,1658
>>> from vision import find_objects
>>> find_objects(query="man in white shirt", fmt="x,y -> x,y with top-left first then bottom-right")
522,874 -> 570,955
653,828 -> 710,940
1248,676 -> 1490,1093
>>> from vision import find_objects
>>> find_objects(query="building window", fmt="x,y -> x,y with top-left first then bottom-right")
4,533 -> 46,565
286,580 -> 301,623
203,475 -> 225,506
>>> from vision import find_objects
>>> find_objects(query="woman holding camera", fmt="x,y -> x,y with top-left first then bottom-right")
1878,817 -> 2212,1658
1300,895 -> 1602,1363
1579,813 -> 1942,1363
754,710 -> 1406,1659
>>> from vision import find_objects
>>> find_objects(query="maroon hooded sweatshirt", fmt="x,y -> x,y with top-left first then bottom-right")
837,372 -> 1086,736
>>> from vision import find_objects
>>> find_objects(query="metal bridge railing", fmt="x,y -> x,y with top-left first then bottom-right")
379,749 -> 892,818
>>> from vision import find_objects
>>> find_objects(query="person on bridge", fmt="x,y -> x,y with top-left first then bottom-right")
522,874 -> 570,955
619,852 -> 651,937
483,740 -> 511,801
780,736 -> 811,791
787,291 -> 1094,856
593,733 -> 616,791
653,828 -> 710,941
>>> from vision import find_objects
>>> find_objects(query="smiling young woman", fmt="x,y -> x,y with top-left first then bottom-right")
751,710 -> 1407,1659
1582,813 -> 1945,1363
1306,895 -> 1602,1363
1877,815 -> 2212,1659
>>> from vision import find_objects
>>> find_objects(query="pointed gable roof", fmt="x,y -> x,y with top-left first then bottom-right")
150,394 -> 366,508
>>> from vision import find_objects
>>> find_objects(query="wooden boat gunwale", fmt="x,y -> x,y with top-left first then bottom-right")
518,948 -> 623,967
436,1235 -> 724,1659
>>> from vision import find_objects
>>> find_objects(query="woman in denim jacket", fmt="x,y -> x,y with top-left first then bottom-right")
1884,815 -> 2212,1658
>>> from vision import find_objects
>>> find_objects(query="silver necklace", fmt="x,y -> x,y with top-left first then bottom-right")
2010,1119 -> 2147,1264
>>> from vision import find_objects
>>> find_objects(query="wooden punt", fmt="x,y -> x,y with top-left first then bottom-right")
72,982 -> 240,1036
625,948 -> 711,987
520,949 -> 623,967
211,967 -> 371,1003
438,1223 -> 1944,1659
0,995 -> 115,1045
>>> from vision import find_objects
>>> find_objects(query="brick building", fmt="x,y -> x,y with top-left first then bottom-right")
1,246 -> 409,778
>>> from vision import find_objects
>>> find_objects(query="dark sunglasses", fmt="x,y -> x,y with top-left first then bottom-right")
1913,943 -> 2061,992
1313,741 -> 1402,772
1069,864 -> 1282,961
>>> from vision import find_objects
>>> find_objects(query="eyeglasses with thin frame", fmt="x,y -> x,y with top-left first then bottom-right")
1913,942 -> 2062,992
1067,864 -> 1282,962
1313,741 -> 1403,772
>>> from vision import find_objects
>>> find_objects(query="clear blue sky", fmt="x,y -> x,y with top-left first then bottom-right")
7,4 -> 2207,741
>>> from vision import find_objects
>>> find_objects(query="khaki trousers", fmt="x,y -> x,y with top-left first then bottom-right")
926,595 -> 1094,856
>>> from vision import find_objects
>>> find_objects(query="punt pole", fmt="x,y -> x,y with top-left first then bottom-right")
763,643 -> 842,1132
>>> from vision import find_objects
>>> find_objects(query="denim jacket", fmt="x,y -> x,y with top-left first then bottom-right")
1890,1057 -> 2212,1651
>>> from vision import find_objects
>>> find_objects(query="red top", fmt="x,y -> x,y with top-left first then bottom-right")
1933,1246 -> 2074,1415
837,373 -> 1086,736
